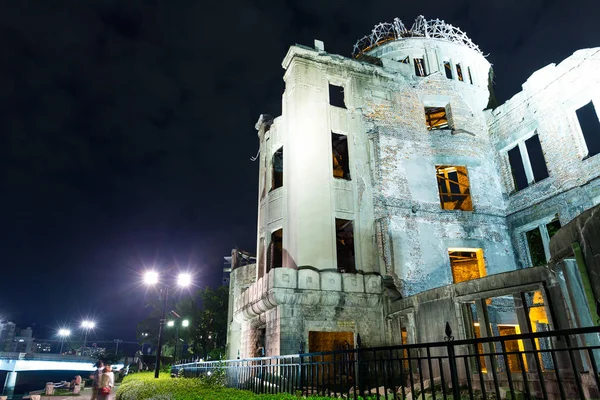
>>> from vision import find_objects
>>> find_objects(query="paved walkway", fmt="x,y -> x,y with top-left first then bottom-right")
39,386 -> 117,400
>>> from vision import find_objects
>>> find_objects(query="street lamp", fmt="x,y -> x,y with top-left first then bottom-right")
80,320 -> 95,356
143,270 -> 192,378
167,318 -> 189,364
58,329 -> 71,354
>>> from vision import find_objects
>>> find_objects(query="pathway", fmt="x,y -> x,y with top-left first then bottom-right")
38,386 -> 117,400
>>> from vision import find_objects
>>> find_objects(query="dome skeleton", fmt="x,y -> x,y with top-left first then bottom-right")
353,15 -> 483,58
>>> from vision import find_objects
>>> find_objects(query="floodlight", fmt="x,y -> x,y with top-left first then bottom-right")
177,273 -> 192,287
144,270 -> 160,285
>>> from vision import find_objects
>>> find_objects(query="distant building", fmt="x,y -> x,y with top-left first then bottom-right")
0,322 -> 17,352
34,342 -> 52,353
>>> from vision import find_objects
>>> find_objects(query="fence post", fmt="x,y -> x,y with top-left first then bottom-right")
445,322 -> 461,399
299,341 -> 304,395
356,333 -> 364,397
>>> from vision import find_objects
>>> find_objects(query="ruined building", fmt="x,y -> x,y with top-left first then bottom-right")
227,16 -> 600,360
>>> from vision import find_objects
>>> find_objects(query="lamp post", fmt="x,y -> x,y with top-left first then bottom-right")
167,318 -> 189,364
143,270 -> 192,378
80,320 -> 95,356
58,329 -> 71,354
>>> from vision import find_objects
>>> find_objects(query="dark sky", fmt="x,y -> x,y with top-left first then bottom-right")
1,0 -> 598,343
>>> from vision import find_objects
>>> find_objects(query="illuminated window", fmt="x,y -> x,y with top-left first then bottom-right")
267,229 -> 283,272
576,101 -> 600,157
271,147 -> 283,190
329,84 -> 346,109
425,107 -> 449,130
335,219 -> 356,273
449,248 -> 486,283
414,58 -> 426,77
505,133 -> 548,192
332,133 -> 351,180
436,165 -> 473,211
456,64 -> 464,81
524,218 -> 561,267
444,61 -> 453,79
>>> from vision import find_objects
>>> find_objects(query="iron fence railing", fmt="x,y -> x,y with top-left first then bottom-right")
173,324 -> 600,399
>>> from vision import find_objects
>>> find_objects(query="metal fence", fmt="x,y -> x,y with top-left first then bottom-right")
173,324 -> 600,399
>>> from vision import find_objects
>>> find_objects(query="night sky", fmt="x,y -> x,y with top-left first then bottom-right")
1,0 -> 598,344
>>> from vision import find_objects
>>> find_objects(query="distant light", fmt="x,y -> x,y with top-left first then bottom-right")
144,270 -> 160,285
81,320 -> 95,329
182,320 -> 189,328
207,371 -> 212,376
19,339 -> 24,342
58,329 -> 71,337
177,273 -> 192,288
167,321 -> 175,327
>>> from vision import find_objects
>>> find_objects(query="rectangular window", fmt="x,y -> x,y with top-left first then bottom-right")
508,146 -> 528,191
456,64 -> 464,81
444,61 -> 453,79
506,133 -> 549,193
576,102 -> 600,157
414,58 -> 426,77
425,107 -> 449,130
335,218 -> 356,273
467,66 -> 473,84
525,135 -> 549,182
271,147 -> 283,190
525,218 -> 561,267
332,133 -> 351,180
449,248 -> 486,283
329,84 -> 346,109
436,165 -> 473,211
267,229 -> 283,272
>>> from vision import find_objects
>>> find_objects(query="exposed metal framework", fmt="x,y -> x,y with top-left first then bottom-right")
353,15 -> 482,58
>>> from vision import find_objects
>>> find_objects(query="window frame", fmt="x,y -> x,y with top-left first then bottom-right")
502,132 -> 549,194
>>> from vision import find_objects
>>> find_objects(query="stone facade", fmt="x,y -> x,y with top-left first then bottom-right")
227,16 -> 600,358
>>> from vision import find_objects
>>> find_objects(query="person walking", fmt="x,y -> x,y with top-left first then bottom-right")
97,365 -> 113,400
90,360 -> 104,400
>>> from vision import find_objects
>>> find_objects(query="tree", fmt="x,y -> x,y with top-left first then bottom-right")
136,285 -> 229,361
176,286 -> 228,360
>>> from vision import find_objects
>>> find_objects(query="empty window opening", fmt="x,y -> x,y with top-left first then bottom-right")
436,165 -> 473,211
329,84 -> 346,109
508,147 -> 528,191
525,218 -> 561,267
525,135 -> 549,182
335,219 -> 356,273
449,249 -> 486,283
425,107 -> 449,130
332,133 -> 351,180
456,64 -> 464,81
467,66 -> 473,84
414,58 -> 426,77
576,102 -> 600,157
444,61 -> 453,79
271,147 -> 283,190
399,56 -> 409,64
506,133 -> 549,192
267,229 -> 283,272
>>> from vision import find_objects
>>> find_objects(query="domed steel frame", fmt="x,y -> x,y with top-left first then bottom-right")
353,15 -> 482,58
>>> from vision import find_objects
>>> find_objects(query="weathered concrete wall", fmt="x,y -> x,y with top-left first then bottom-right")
488,48 -> 600,269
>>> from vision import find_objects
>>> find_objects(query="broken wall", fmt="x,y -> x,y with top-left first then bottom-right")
488,48 -> 600,269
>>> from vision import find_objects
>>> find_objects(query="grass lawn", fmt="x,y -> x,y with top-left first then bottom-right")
116,372 -> 381,400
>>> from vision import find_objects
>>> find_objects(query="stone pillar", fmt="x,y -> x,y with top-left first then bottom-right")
513,292 -> 539,373
475,299 -> 495,374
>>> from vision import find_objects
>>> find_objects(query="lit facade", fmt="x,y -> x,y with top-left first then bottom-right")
227,16 -> 600,359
